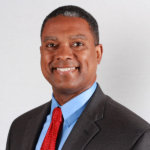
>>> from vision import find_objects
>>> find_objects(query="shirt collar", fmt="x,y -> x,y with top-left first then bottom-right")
51,82 -> 97,127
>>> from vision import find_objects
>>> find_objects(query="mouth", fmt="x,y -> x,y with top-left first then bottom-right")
52,67 -> 79,73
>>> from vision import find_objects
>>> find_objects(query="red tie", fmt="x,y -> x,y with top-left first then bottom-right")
41,107 -> 63,150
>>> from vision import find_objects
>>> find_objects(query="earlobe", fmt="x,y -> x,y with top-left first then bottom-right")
96,44 -> 103,64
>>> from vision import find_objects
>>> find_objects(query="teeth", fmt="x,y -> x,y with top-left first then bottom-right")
57,67 -> 76,72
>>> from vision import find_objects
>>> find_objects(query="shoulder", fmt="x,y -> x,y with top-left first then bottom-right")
90,85 -> 150,130
10,101 -> 51,130
90,92 -> 150,149
105,95 -> 150,129
103,96 -> 150,148
6,101 -> 51,150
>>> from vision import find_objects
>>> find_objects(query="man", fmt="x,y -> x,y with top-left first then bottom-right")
6,5 -> 150,150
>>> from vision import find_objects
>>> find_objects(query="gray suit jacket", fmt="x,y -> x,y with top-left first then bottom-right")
6,85 -> 150,150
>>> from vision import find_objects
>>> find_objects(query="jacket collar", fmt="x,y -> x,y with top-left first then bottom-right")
62,84 -> 107,150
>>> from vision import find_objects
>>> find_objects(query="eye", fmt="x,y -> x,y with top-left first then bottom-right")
46,43 -> 57,48
72,42 -> 83,47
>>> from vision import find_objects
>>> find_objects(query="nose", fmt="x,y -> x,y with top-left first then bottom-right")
55,45 -> 73,61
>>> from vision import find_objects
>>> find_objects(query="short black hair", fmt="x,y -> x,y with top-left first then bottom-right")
41,5 -> 99,45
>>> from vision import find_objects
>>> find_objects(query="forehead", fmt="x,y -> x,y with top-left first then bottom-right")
41,16 -> 94,40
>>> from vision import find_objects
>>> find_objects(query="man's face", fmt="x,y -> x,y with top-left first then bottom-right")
40,15 -> 102,95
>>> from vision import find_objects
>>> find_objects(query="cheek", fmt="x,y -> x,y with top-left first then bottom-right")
41,54 -> 52,73
41,53 -> 53,65
87,52 -> 98,73
82,50 -> 97,67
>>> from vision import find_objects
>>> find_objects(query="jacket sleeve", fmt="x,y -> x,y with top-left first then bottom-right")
132,129 -> 150,150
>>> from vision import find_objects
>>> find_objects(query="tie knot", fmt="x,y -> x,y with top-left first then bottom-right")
52,107 -> 62,122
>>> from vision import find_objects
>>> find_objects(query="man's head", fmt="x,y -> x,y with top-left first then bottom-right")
40,5 -> 103,104
41,5 -> 99,45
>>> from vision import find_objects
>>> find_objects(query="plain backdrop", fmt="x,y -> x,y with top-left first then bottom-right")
1,0 -> 150,149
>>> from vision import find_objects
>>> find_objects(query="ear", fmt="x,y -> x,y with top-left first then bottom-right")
95,44 -> 103,64
40,46 -> 42,54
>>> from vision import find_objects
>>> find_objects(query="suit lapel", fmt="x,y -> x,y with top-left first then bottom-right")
62,85 -> 107,150
21,102 -> 51,150
62,115 -> 100,150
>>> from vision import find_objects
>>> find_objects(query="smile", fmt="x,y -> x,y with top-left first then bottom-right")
56,67 -> 76,72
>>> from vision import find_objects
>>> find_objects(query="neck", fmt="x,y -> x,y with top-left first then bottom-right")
52,86 -> 92,105
53,93 -> 76,105
52,81 -> 96,105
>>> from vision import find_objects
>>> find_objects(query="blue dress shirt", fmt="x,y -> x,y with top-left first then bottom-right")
35,82 -> 97,150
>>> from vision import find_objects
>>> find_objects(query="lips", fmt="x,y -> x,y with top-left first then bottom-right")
56,67 -> 76,72
52,67 -> 79,73
51,60 -> 80,73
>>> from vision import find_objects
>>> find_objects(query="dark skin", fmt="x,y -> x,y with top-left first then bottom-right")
40,16 -> 103,105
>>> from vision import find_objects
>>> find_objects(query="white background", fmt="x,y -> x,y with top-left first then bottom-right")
0,0 -> 150,149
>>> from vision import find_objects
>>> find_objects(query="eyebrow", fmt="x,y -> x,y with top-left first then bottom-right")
69,34 -> 87,40
43,34 -> 87,42
43,36 -> 58,42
